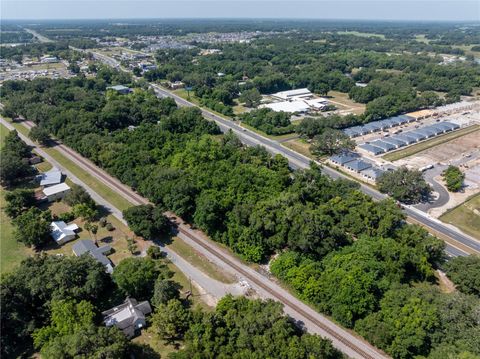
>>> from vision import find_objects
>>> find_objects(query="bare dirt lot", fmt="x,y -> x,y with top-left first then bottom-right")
395,129 -> 480,168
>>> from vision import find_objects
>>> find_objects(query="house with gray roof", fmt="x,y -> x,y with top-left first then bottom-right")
361,167 -> 385,181
329,152 -> 359,165
404,131 -> 426,142
345,159 -> 372,173
37,167 -> 62,186
380,137 -> 406,148
72,239 -> 113,273
358,143 -> 385,155
393,134 -> 417,145
102,298 -> 152,338
370,140 -> 397,152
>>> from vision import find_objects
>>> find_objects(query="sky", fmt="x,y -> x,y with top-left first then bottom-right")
2,0 -> 479,21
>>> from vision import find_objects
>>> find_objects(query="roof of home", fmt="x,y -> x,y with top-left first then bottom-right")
404,131 -> 426,141
361,167 -> 385,179
37,167 -> 62,186
72,239 -> 112,269
50,221 -> 78,243
392,134 -> 417,144
370,140 -> 397,151
345,159 -> 372,172
42,183 -> 70,196
102,298 -> 152,336
358,143 -> 385,155
380,137 -> 406,147
329,152 -> 359,165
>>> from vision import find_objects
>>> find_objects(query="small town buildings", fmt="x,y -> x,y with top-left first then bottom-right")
271,88 -> 312,101
358,143 -> 385,156
37,167 -> 62,186
345,159 -> 373,173
361,167 -> 385,181
107,85 -> 132,94
329,152 -> 360,166
72,239 -> 114,273
167,81 -> 185,90
50,221 -> 79,245
262,100 -> 310,113
40,56 -> 59,63
370,140 -> 397,152
42,183 -> 71,202
102,298 -> 152,338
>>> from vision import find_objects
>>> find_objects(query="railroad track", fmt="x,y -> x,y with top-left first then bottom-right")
177,225 -> 383,359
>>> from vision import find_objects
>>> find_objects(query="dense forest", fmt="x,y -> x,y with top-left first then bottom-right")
2,74 -> 479,358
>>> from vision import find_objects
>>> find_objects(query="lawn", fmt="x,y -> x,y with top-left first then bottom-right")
440,194 -> 480,240
0,187 -> 31,274
282,138 -> 314,159
383,125 -> 480,162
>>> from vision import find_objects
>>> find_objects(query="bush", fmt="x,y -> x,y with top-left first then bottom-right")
99,217 -> 108,227
442,166 -> 464,192
105,222 -> 115,231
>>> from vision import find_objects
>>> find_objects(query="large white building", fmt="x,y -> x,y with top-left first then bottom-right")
42,183 -> 71,202
271,88 -> 312,101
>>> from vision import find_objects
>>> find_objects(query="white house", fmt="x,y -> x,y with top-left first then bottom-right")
42,183 -> 71,202
51,221 -> 79,245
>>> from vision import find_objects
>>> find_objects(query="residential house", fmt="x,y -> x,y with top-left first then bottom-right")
102,298 -> 152,338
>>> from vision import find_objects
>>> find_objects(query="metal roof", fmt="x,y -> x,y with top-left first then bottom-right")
359,143 -> 385,155
392,134 -> 417,144
329,152 -> 359,165
360,167 -> 385,179
404,131 -> 426,141
345,159 -> 373,172
380,137 -> 406,147
415,127 -> 436,138
370,140 -> 397,151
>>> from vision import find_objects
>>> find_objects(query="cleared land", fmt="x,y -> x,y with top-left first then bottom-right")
327,91 -> 366,115
167,236 -> 235,284
337,31 -> 385,39
440,194 -> 480,240
383,125 -> 480,162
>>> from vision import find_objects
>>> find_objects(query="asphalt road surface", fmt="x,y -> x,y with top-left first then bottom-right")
150,84 -> 480,257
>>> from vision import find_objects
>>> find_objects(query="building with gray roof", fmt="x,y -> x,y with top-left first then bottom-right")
329,152 -> 359,165
360,167 -> 385,181
370,140 -> 397,152
358,143 -> 385,155
72,239 -> 113,273
345,159 -> 372,172
103,298 -> 152,338
37,167 -> 62,187
381,137 -> 406,148
404,131 -> 426,141
416,127 -> 437,138
393,134 -> 417,144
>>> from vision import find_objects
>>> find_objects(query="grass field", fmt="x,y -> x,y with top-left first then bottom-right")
440,194 -> 480,240
383,125 -> 480,162
327,91 -> 365,115
282,138 -> 314,158
337,31 -> 385,39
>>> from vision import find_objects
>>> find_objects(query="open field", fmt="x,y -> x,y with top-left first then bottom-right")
327,91 -> 365,115
0,187 -> 31,274
282,138 -> 314,158
383,125 -> 480,162
440,194 -> 480,240
337,31 -> 385,39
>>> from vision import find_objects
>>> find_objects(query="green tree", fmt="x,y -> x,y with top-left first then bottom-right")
28,126 -> 50,145
152,278 -> 180,307
33,299 -> 96,349
239,88 -> 262,107
4,188 -> 35,218
442,165 -> 464,192
13,207 -> 52,248
377,167 -> 432,204
310,128 -> 355,156
112,257 -> 169,299
444,256 -> 480,297
151,299 -> 191,343
73,203 -> 97,221
64,184 -> 96,209
123,204 -> 170,239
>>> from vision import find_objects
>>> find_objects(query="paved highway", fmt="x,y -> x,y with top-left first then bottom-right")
150,84 -> 480,257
